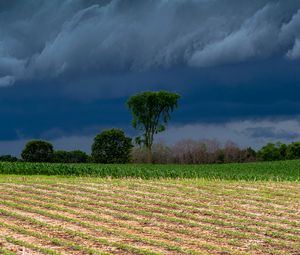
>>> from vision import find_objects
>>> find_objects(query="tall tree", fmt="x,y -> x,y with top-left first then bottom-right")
127,91 -> 180,163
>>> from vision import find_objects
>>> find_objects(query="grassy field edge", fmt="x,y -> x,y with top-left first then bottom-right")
0,160 -> 299,181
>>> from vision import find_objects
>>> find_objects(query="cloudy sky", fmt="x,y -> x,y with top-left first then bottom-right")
1,0 -> 300,155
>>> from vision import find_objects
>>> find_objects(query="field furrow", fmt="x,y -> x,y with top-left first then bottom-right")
0,195 -> 230,255
0,176 -> 299,255
2,182 -> 297,244
3,183 -> 298,238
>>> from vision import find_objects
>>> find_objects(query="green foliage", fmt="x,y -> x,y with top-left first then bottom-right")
52,150 -> 88,163
257,143 -> 285,161
277,143 -> 287,160
91,129 -> 133,163
68,150 -> 89,163
52,150 -> 69,163
0,155 -> 18,162
21,140 -> 54,162
0,160 -> 299,181
286,142 -> 300,159
127,91 -> 180,162
215,150 -> 225,164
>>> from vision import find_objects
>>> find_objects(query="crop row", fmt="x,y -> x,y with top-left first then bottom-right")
0,160 -> 300,180
0,177 -> 299,254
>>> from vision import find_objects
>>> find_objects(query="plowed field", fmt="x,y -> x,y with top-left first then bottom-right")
0,176 -> 299,255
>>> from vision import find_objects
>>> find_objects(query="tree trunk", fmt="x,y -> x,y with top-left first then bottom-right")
147,146 -> 152,163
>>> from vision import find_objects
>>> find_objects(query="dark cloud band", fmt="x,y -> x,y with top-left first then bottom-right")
1,0 -> 300,86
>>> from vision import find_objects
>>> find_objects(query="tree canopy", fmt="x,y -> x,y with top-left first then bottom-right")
21,140 -> 54,162
127,91 -> 180,162
91,128 -> 133,163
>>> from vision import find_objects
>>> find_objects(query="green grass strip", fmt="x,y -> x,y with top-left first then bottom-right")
52,183 -> 300,235
0,220 -> 113,255
35,181 -> 300,221
2,193 -> 297,255
0,207 -> 246,255
3,183 -> 299,248
0,206 -> 164,255
0,247 -> 17,255
32,181 -> 300,230
0,199 -> 203,255
4,236 -> 64,255
18,185 -> 299,243
8,192 -> 247,254
1,185 -> 291,245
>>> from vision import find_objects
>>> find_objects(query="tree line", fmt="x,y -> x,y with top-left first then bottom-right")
2,139 -> 300,164
1,91 -> 300,164
133,141 -> 300,163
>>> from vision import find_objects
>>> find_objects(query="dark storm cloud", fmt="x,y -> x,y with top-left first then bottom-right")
2,0 -> 300,154
2,60 -> 300,142
1,0 -> 300,87
0,81 -> 131,140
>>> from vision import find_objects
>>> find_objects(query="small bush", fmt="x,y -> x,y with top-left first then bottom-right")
239,147 -> 257,162
52,150 -> 69,163
53,150 -> 89,163
21,140 -> 54,162
132,143 -> 172,164
68,150 -> 89,163
286,142 -> 300,159
0,155 -> 18,162
257,143 -> 283,161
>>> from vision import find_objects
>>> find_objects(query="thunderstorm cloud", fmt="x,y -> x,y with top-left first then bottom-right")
1,0 -> 300,154
1,0 -> 300,86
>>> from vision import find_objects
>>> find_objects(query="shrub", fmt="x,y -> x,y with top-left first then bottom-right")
257,143 -> 283,161
132,140 -> 258,164
171,139 -> 221,164
172,139 -> 205,164
223,142 -> 241,163
91,129 -> 133,163
68,150 -> 89,163
286,142 -> 300,159
132,142 -> 172,164
21,140 -> 54,162
215,149 -> 225,164
52,150 -> 69,163
0,155 -> 18,162
240,147 -> 257,162
52,150 -> 89,163
279,143 -> 287,159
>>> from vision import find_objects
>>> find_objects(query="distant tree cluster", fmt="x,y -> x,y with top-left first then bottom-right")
12,129 -> 133,164
1,91 -> 300,165
132,140 -> 256,164
17,140 -> 90,163
2,139 -> 300,165
3,128 -> 132,163
257,142 -> 300,161
0,155 -> 19,162
52,150 -> 89,163
132,140 -> 300,164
